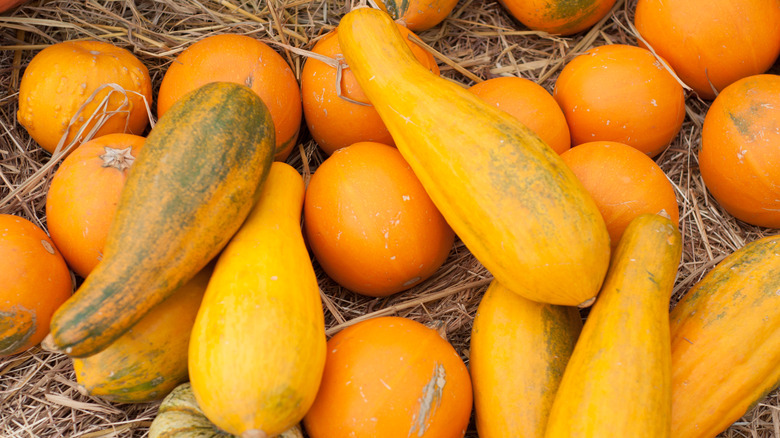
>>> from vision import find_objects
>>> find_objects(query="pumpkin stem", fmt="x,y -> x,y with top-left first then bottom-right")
100,146 -> 135,171
241,429 -> 267,438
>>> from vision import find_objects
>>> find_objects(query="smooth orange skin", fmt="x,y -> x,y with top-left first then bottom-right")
46,133 -> 144,278
301,26 -> 440,156
304,142 -> 454,297
157,34 -> 301,161
560,141 -> 679,249
554,44 -> 686,157
635,0 -> 780,100
470,77 -> 571,155
17,40 -> 152,155
699,74 -> 780,228
498,0 -> 616,35
0,214 -> 72,357
375,0 -> 459,31
0,0 -> 29,13
303,316 -> 473,438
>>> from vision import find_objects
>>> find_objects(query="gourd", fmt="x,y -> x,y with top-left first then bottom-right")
188,162 -> 326,438
470,280 -> 582,438
374,0 -> 459,31
149,383 -> 304,438
545,213 -> 682,437
337,7 -> 610,307
45,82 -> 276,358
670,234 -> 780,438
71,266 -> 210,403
497,0 -> 617,36
0,0 -> 29,14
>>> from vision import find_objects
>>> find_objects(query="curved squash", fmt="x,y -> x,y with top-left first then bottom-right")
45,81 -> 276,358
149,383 -> 304,438
188,162 -> 326,438
670,235 -> 780,438
470,280 -> 582,438
337,8 -> 610,306
72,265 -> 211,403
545,213 -> 681,437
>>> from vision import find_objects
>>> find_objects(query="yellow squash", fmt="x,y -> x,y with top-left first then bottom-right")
337,8 -> 610,306
188,162 -> 326,438
470,280 -> 582,438
545,213 -> 682,437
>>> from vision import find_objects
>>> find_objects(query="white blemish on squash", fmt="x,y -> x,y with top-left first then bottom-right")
408,362 -> 446,437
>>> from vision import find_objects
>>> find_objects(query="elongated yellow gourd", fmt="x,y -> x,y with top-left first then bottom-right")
470,280 -> 582,438
336,8 -> 610,307
188,162 -> 326,438
545,213 -> 682,437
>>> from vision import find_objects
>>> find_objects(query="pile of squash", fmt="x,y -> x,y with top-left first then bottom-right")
1,1 -> 779,438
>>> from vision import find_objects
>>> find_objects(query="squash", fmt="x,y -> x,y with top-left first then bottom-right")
497,0 -> 617,36
45,81 -> 276,358
337,7 -> 610,307
149,383 -> 304,438
188,162 -> 326,438
545,213 -> 682,437
71,265 -> 210,403
374,0 -> 459,31
669,234 -> 780,438
470,280 -> 582,438
0,0 -> 29,14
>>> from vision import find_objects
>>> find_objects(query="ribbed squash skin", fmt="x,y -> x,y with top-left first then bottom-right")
545,213 -> 682,437
470,280 -> 582,438
670,235 -> 780,438
46,82 -> 276,358
149,383 -> 304,438
71,266 -> 210,403
337,8 -> 610,306
188,162 -> 326,438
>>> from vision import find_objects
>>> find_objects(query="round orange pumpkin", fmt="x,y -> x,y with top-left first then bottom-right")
303,316 -> 473,438
17,40 -> 152,155
46,133 -> 145,278
301,26 -> 439,156
374,0 -> 459,31
0,214 -> 72,356
553,44 -> 686,157
560,141 -> 679,248
303,142 -> 454,297
635,0 -> 780,100
699,74 -> 780,228
157,34 -> 301,161
469,76 -> 570,154
498,0 -> 617,35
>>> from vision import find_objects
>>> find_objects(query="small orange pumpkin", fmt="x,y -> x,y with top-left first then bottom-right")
698,74 -> 780,228
0,0 -> 29,13
46,133 -> 145,278
498,0 -> 617,35
157,34 -> 302,161
0,214 -> 72,356
374,0 -> 459,31
17,41 -> 152,155
301,26 -> 439,156
303,316 -> 473,438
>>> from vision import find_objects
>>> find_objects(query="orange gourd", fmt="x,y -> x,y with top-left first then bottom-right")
0,214 -> 72,356
554,44 -> 686,157
469,76 -> 571,155
303,142 -> 454,297
698,74 -> 780,228
303,316 -> 473,438
46,133 -> 144,278
0,0 -> 29,13
157,34 -> 301,161
497,0 -> 617,35
301,26 -> 439,155
560,141 -> 679,249
374,0 -> 459,31
634,0 -> 780,100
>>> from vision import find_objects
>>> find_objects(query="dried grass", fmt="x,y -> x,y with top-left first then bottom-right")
1,0 -> 779,437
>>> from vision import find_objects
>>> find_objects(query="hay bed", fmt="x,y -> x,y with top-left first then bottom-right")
1,0 -> 779,436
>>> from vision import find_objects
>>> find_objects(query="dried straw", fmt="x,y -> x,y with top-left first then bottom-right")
1,0 -> 778,436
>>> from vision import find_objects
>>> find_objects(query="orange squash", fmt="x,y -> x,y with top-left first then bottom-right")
46,133 -> 145,278
498,0 -> 617,35
303,316 -> 473,438
698,74 -> 780,228
670,234 -> 780,438
470,280 -> 582,438
189,162 -> 326,437
0,214 -> 72,357
0,0 -> 29,13
545,213 -> 681,437
374,0 -> 459,31
337,7 -> 610,307
634,0 -> 780,100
